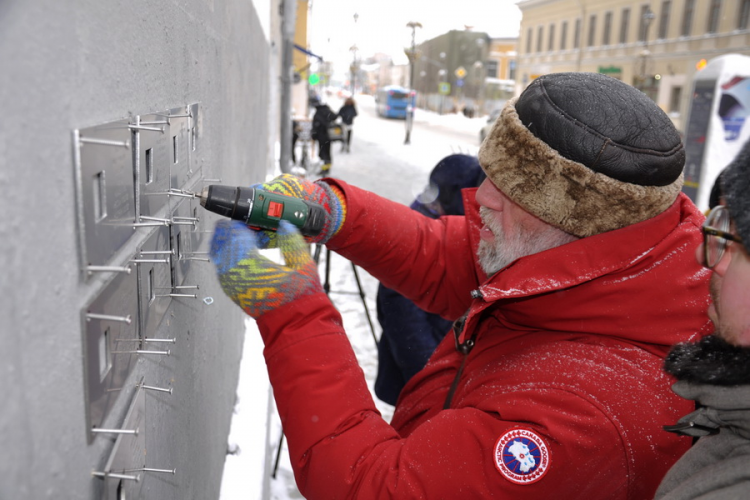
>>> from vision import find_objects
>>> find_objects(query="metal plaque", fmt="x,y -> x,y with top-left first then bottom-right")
136,226 -> 172,339
167,106 -> 192,191
97,381 -> 146,500
82,267 -> 139,441
135,113 -> 171,218
169,198 -> 194,287
188,102 -> 201,166
189,192 -> 213,257
74,120 -> 137,268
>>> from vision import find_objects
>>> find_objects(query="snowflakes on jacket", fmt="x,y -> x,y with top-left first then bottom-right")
256,181 -> 713,499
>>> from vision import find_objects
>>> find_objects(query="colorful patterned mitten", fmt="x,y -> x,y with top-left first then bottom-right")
210,220 -> 323,319
259,174 -> 346,245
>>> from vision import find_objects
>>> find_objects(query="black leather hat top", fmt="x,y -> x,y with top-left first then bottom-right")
515,72 -> 685,187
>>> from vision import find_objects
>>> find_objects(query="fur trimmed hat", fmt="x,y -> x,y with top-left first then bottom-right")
478,72 -> 685,237
721,138 -> 750,248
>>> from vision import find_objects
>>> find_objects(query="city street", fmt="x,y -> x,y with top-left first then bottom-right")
305,94 -> 485,205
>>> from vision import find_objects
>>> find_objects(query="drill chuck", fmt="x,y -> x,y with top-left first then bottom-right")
199,185 -> 327,237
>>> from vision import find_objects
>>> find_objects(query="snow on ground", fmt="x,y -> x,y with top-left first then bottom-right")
220,95 -> 484,499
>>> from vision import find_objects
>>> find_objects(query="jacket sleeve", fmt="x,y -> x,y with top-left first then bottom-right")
257,293 -> 634,499
324,179 -> 480,321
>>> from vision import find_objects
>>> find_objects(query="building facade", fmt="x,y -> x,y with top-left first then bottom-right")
487,37 -> 519,82
412,30 -> 491,113
485,37 -> 519,112
516,0 -> 750,130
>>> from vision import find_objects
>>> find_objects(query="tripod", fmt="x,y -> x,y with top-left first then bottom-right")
313,244 -> 378,344
271,243 -> 379,479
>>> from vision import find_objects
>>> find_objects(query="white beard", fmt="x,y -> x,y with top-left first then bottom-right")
477,206 -> 578,275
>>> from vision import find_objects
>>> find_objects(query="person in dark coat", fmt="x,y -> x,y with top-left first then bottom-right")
337,97 -> 358,153
312,102 -> 336,174
655,138 -> 750,499
291,117 -> 299,165
375,154 -> 486,405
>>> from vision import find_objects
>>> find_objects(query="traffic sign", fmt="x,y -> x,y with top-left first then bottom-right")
438,82 -> 451,95
456,78 -> 464,87
455,66 -> 467,78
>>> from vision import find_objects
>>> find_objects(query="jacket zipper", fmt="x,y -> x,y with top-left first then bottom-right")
443,300 -> 479,409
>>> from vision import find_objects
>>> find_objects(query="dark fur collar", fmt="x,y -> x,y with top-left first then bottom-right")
665,335 -> 750,386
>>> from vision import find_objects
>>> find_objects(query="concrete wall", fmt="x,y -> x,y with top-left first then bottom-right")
0,0 -> 274,498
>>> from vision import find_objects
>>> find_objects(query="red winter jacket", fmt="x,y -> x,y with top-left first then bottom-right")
257,181 -> 712,499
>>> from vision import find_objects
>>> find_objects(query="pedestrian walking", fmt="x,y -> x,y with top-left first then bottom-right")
337,97 -> 358,153
312,102 -> 336,174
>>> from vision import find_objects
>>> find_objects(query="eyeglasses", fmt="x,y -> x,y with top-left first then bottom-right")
702,205 -> 743,269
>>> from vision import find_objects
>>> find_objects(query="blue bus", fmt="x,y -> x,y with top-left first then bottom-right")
375,85 -> 416,119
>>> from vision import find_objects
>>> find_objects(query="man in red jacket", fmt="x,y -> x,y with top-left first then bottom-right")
210,73 -> 711,499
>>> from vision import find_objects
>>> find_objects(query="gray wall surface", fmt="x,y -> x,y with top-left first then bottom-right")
0,1 -> 272,498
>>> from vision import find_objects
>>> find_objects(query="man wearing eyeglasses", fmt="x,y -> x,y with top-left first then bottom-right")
655,140 -> 750,499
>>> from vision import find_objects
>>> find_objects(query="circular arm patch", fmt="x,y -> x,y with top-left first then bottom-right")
494,428 -> 551,485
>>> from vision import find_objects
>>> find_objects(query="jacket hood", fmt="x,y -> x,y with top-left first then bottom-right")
670,381 -> 750,439
461,190 -> 712,349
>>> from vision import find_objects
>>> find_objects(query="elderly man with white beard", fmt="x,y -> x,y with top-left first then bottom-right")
208,72 -> 711,499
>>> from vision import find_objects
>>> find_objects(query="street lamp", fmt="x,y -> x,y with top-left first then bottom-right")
472,60 -> 483,117
404,21 -> 422,145
439,52 -> 447,115
637,6 -> 655,94
406,21 -> 423,92
350,44 -> 358,94
350,13 -> 359,94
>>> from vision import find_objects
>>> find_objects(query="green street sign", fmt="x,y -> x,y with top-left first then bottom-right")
439,82 -> 451,95
598,66 -> 622,74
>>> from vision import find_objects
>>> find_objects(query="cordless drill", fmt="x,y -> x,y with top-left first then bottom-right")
198,185 -> 327,237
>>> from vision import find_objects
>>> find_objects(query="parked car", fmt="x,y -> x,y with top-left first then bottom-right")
479,108 -> 502,144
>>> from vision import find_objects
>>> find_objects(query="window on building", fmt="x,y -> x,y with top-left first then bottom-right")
638,5 -> 653,41
509,60 -> 517,80
574,18 -> 581,48
658,0 -> 671,38
682,0 -> 695,36
526,28 -> 533,53
603,12 -> 613,44
669,86 -> 683,113
740,0 -> 750,29
537,25 -> 544,52
548,23 -> 556,51
707,0 -> 722,33
486,60 -> 498,78
588,14 -> 597,46
620,8 -> 631,43
561,21 -> 568,49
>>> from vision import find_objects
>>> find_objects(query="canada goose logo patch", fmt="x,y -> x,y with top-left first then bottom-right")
494,428 -> 550,485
